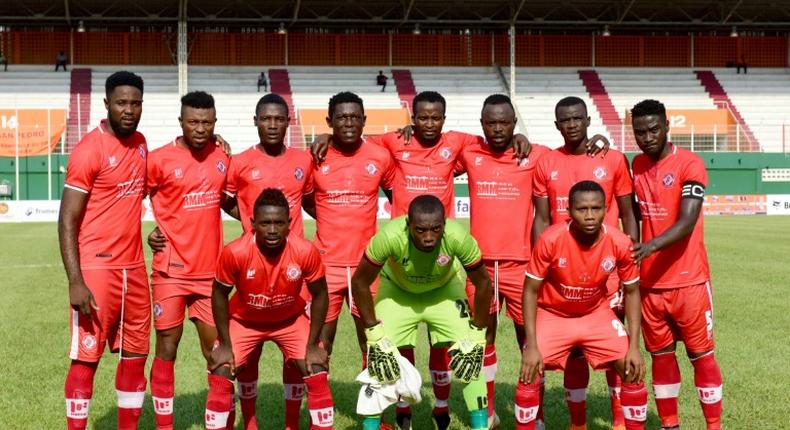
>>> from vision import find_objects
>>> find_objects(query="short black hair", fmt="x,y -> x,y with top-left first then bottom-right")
328,91 -> 364,117
555,96 -> 587,116
413,91 -> 446,115
569,180 -> 605,205
408,194 -> 445,220
482,94 -> 515,114
253,188 -> 290,216
631,99 -> 667,122
255,93 -> 289,116
105,71 -> 144,97
180,91 -> 215,110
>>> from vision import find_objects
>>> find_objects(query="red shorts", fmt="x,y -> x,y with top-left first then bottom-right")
466,260 -> 527,325
228,313 -> 311,368
151,272 -> 214,331
536,304 -> 629,371
641,282 -> 715,353
324,265 -> 378,322
68,267 -> 151,362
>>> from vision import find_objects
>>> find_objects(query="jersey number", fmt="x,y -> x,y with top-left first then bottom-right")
455,299 -> 471,319
611,319 -> 627,337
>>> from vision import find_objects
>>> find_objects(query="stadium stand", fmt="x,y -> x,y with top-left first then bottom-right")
0,65 -> 70,109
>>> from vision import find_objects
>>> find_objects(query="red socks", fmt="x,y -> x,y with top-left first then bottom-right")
514,381 -> 541,430
620,381 -> 648,430
304,371 -> 334,429
150,357 -> 175,430
116,357 -> 147,430
606,368 -> 625,427
283,360 -> 306,430
429,346 -> 452,414
563,355 -> 589,427
483,344 -> 497,418
206,374 -> 235,430
236,364 -> 259,430
651,351 -> 681,428
65,361 -> 97,430
691,352 -> 723,430
395,348 -> 416,417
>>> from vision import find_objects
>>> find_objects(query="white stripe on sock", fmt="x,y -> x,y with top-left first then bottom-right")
653,383 -> 681,398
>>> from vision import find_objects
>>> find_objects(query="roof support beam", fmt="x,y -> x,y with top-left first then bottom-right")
617,0 -> 637,24
64,0 -> 71,26
290,0 -> 301,25
511,0 -> 526,26
722,0 -> 744,24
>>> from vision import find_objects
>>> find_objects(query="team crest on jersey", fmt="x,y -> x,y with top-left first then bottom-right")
593,166 -> 607,179
439,147 -> 452,160
138,145 -> 146,159
662,173 -> 675,187
174,168 -> 183,178
246,268 -> 256,279
251,169 -> 261,180
601,257 -> 616,273
81,335 -> 97,351
216,160 -> 226,173
108,156 -> 118,167
321,165 -> 330,175
402,151 -> 410,160
286,264 -> 302,281
294,167 -> 305,181
436,254 -> 451,266
518,157 -> 529,167
365,162 -> 378,176
153,303 -> 163,319
550,170 -> 559,181
475,156 -> 483,166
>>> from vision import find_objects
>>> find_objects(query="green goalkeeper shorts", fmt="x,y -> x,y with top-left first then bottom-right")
375,271 -> 471,348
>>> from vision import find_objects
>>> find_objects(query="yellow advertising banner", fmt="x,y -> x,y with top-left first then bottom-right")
0,109 -> 67,156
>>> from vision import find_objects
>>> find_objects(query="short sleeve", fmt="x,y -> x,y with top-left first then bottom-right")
525,234 -> 553,281
145,154 -> 161,195
681,153 -> 708,188
215,245 -> 240,287
450,226 -> 483,269
613,153 -> 634,197
616,239 -> 640,285
365,134 -> 385,148
224,157 -> 240,196
455,146 -> 469,175
532,157 -> 549,198
302,243 -> 325,283
64,140 -> 101,193
380,152 -> 395,191
302,157 -> 315,195
364,228 -> 392,266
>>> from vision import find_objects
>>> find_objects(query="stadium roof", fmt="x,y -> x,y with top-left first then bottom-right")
2,0 -> 790,32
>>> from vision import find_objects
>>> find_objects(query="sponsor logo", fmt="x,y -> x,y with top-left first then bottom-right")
153,303 -> 163,319
246,293 -> 295,309
518,157 -> 529,167
108,156 -> 118,167
321,165 -> 330,175
246,268 -> 256,279
593,166 -> 607,179
67,399 -> 90,418
401,151 -> 410,160
216,160 -> 226,173
286,264 -> 302,281
153,397 -> 172,414
365,162 -> 377,176
81,334 -> 97,351
251,169 -> 261,180
439,147 -> 452,160
138,145 -> 146,159
174,168 -> 183,178
436,254 -> 451,266
550,170 -> 559,181
294,167 -> 304,180
25,207 -> 33,216
474,156 -> 483,166
662,173 -> 675,187
601,257 -> 616,273
558,257 -> 567,268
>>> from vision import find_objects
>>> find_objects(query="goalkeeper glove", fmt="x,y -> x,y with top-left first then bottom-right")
365,322 -> 401,384
448,321 -> 486,383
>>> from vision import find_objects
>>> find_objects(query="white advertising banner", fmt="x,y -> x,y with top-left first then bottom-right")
767,195 -> 790,215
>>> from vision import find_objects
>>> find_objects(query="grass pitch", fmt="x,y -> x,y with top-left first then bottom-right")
0,216 -> 788,429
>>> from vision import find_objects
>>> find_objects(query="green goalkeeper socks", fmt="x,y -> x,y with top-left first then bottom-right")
362,415 -> 381,430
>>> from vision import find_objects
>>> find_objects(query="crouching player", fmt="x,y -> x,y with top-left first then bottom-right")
516,181 -> 647,430
351,195 -> 493,430
205,189 -> 334,430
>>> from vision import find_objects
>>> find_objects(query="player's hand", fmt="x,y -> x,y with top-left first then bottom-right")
309,133 -> 331,164
448,322 -> 486,383
214,134 -> 232,156
396,124 -> 414,145
623,346 -> 645,383
365,322 -> 401,384
209,342 -> 236,376
519,345 -> 544,384
305,343 -> 328,375
69,280 -> 99,318
512,134 -> 533,160
585,134 -> 610,157
147,226 -> 167,253
631,240 -> 657,263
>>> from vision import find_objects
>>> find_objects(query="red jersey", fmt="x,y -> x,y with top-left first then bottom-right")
312,142 -> 394,266
526,222 -> 639,318
215,233 -> 325,324
64,120 -> 146,270
458,139 -> 551,261
533,147 -> 633,227
147,138 -> 229,279
368,131 -> 475,218
632,144 -> 710,289
225,145 -> 314,237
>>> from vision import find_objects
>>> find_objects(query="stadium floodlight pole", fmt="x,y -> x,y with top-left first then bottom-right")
177,0 -> 188,96
509,25 -> 515,101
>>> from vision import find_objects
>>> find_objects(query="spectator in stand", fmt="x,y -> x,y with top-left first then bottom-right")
376,70 -> 388,92
0,52 -> 7,71
56,51 -> 68,72
736,55 -> 748,74
257,72 -> 268,92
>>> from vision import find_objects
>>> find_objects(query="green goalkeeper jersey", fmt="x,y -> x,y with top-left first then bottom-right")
364,216 -> 482,294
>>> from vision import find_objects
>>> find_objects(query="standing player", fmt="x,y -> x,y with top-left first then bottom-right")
517,180 -> 647,430
311,91 -> 394,371
146,91 -> 229,430
206,188 -> 334,430
630,100 -> 722,430
59,71 -> 149,430
351,195 -> 493,430
532,96 -> 638,430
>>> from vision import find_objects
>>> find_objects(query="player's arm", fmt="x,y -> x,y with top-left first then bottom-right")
466,263 -> 492,329
210,279 -> 235,374
351,256 -> 384,328
221,192 -> 240,220
382,188 -> 393,203
632,184 -> 704,262
621,277 -> 645,382
302,192 -> 317,219
531,196 -> 551,244
616,193 -> 640,243
304,277 -> 329,374
58,187 -> 98,317
519,275 -> 543,384
586,134 -> 611,156
308,133 -> 332,163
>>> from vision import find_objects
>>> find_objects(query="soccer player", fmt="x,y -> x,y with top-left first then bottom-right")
311,91 -> 394,367
351,195 -> 493,430
206,188 -> 334,430
532,96 -> 638,430
145,91 -> 229,429
59,71 -> 149,430
630,99 -> 723,430
516,180 -> 647,430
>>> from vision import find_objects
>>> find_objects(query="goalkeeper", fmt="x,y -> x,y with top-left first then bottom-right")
351,194 -> 493,430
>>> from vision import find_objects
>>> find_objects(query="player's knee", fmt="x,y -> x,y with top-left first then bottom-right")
686,348 -> 714,359
651,344 -> 677,355
155,330 -> 182,360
